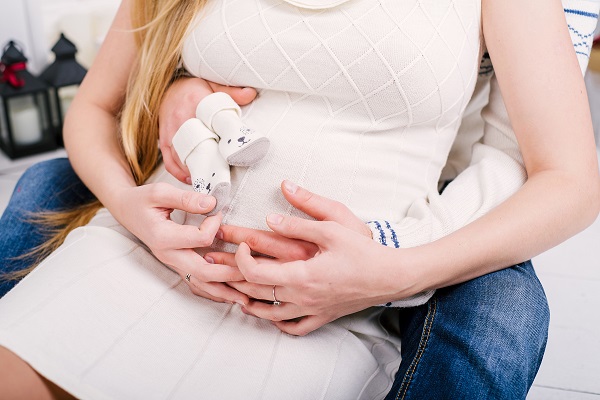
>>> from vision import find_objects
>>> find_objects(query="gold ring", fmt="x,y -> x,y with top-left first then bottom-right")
185,273 -> 192,283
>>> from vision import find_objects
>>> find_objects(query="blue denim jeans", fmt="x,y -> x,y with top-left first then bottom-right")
0,158 -> 549,398
0,158 -> 95,297
386,260 -> 549,400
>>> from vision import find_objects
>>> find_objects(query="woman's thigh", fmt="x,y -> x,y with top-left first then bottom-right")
0,224 -> 400,400
386,260 -> 549,400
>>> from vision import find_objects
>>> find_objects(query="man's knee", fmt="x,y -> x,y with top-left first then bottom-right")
437,261 -> 550,395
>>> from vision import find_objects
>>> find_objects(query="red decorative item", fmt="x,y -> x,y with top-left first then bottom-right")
0,41 -> 28,88
0,61 -> 27,88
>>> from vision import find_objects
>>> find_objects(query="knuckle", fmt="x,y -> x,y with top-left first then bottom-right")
320,221 -> 338,241
331,199 -> 348,213
290,325 -> 310,337
306,296 -> 319,308
302,190 -> 315,203
288,245 -> 312,261
330,200 -> 349,219
260,310 -> 278,322
148,182 -> 170,203
245,271 -> 260,284
180,190 -> 195,210
285,217 -> 301,233
196,231 -> 214,248
191,270 -> 207,283
244,234 -> 261,250
190,286 -> 203,296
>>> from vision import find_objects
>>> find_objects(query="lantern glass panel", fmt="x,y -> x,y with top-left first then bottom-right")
58,85 -> 78,120
0,96 -> 8,144
48,87 -> 59,128
35,92 -> 51,132
7,95 -> 44,146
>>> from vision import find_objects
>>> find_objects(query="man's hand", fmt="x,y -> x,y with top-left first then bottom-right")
159,77 -> 257,183
205,181 -> 395,336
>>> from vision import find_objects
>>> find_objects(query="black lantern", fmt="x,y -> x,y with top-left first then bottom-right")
0,41 -> 56,159
40,33 -> 87,145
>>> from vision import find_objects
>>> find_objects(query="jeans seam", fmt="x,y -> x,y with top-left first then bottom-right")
396,298 -> 437,400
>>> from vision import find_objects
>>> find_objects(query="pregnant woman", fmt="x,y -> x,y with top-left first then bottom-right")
0,0 -> 598,398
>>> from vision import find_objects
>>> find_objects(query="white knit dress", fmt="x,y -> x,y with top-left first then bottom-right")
0,0 -> 484,399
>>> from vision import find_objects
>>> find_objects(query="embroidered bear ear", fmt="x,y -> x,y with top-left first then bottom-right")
282,0 -> 353,10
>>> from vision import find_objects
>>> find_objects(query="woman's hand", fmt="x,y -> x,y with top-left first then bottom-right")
231,216 -> 399,336
206,181 -> 402,336
211,180 -> 372,264
113,182 -> 250,305
159,77 -> 257,183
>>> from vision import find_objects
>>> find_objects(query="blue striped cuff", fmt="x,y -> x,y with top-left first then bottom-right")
366,220 -> 400,248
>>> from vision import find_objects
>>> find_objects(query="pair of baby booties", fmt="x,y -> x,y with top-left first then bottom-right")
172,92 -> 270,215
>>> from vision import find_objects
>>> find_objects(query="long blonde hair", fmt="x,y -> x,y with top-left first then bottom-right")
7,0 -> 206,278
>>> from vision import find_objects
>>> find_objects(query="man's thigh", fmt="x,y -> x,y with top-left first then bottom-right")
387,260 -> 549,400
0,158 -> 94,296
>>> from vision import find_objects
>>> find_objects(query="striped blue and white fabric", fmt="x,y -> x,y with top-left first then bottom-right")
565,0 -> 600,69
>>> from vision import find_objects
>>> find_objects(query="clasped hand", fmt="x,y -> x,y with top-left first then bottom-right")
208,181 -> 400,336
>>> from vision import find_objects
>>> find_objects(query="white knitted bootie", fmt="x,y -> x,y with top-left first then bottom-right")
196,92 -> 270,167
172,118 -> 231,215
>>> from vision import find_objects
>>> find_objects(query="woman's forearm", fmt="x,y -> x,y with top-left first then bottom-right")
395,168 -> 599,297
62,0 -> 138,217
63,102 -> 136,211
383,0 -> 600,300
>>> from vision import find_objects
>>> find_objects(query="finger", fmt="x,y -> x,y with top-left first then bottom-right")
274,315 -> 328,336
159,143 -> 190,184
194,262 -> 246,283
280,181 -> 367,234
228,281 -> 275,301
154,213 -> 222,249
166,253 -> 248,304
147,182 -> 216,214
207,82 -> 257,106
217,225 -> 317,261
187,280 -> 249,306
206,252 -> 281,267
235,242 -> 301,286
170,146 -> 189,174
205,251 -> 237,267
265,213 -> 337,246
243,301 -> 304,322
161,249 -> 244,283
184,285 -> 229,304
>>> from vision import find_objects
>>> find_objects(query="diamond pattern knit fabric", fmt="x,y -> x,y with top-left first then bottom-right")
182,0 -> 482,254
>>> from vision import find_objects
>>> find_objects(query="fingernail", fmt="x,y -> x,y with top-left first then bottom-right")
235,300 -> 246,307
185,177 -> 192,185
283,180 -> 298,194
204,255 -> 215,264
200,196 -> 213,208
267,214 -> 283,225
216,229 -> 224,240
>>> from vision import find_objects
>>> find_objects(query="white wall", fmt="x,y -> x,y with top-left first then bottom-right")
0,0 -> 47,73
37,0 -> 120,68
0,0 -> 120,72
